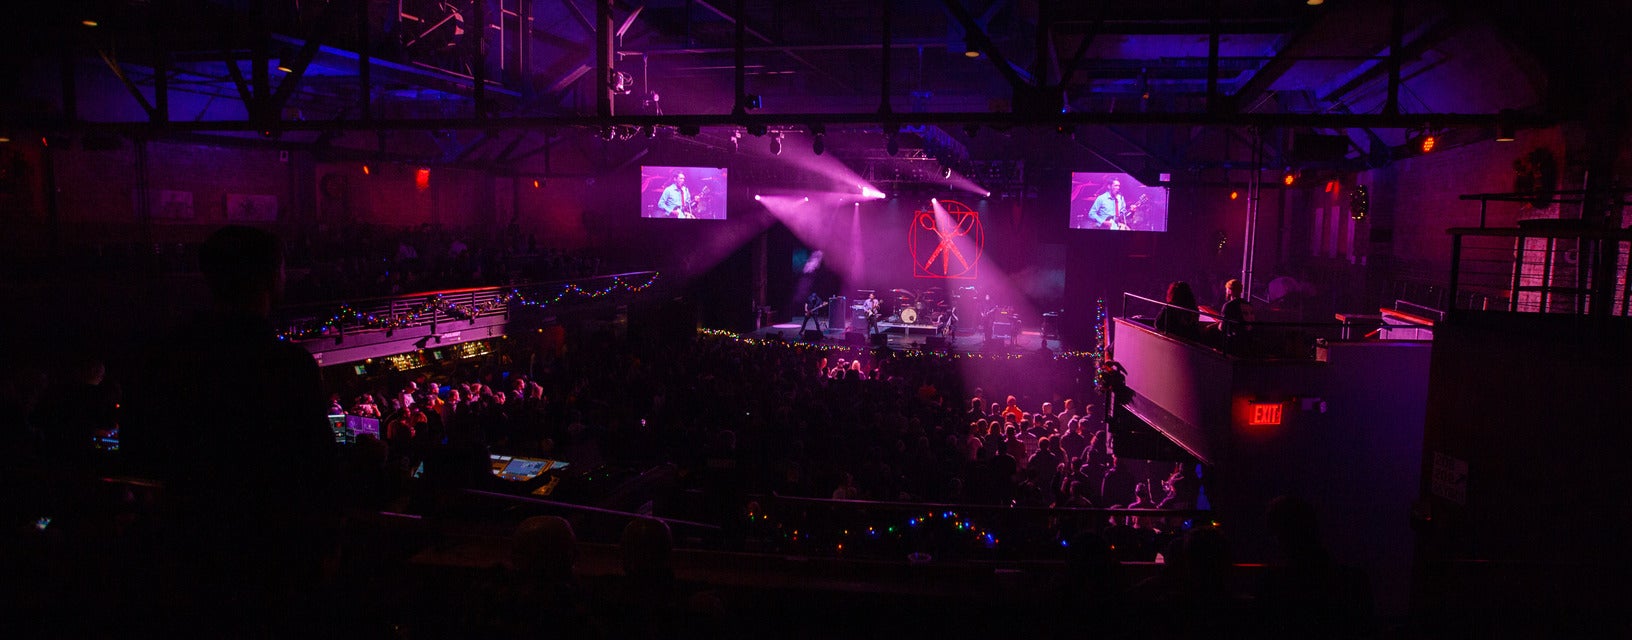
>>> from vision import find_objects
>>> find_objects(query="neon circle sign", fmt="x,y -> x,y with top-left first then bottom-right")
909,200 -> 983,279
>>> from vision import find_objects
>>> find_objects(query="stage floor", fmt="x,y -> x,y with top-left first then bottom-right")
756,316 -> 1059,352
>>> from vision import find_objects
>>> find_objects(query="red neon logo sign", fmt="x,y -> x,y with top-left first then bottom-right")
909,200 -> 984,279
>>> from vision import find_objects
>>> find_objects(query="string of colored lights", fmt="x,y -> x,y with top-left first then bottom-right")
278,273 -> 660,340
747,506 -> 1002,554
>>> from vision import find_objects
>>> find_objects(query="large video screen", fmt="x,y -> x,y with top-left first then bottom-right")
1068,172 -> 1169,231
641,165 -> 728,220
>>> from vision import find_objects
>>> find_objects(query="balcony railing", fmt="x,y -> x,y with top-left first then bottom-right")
1448,225 -> 1632,316
275,271 -> 660,342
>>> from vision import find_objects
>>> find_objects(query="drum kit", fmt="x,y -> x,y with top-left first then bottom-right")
860,285 -> 977,330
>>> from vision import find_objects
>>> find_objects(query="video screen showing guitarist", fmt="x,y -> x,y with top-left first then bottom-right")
657,171 -> 692,218
643,165 -> 727,219
1070,172 -> 1162,230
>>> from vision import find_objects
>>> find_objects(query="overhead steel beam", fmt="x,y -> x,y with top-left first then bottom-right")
692,0 -> 853,93
1226,11 -> 1325,113
942,0 -> 1032,93
1052,19 -> 1295,35
98,50 -> 159,121
31,110 -> 1545,135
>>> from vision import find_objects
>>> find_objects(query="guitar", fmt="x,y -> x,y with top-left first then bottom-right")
1109,194 -> 1149,230
804,299 -> 829,317
680,185 -> 711,219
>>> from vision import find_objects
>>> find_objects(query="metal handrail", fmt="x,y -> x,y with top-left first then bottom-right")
276,271 -> 661,341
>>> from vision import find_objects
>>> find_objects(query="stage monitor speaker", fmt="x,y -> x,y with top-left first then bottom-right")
924,336 -> 948,350
870,333 -> 889,347
846,331 -> 866,345
802,329 -> 824,342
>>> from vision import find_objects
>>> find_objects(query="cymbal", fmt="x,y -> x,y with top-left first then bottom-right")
890,288 -> 914,295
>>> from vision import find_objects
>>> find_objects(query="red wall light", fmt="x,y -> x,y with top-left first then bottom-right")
415,167 -> 431,191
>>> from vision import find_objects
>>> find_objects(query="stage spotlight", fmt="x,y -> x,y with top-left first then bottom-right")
886,135 -> 899,156
754,194 -> 763,201
803,196 -> 809,202
645,125 -> 658,139
532,178 -> 542,189
769,133 -> 783,156
1229,190 -> 1238,200
941,166 -> 953,180
982,191 -> 991,198
1420,133 -> 1436,153
812,133 -> 825,155
81,19 -> 99,27
1283,171 -> 1296,186
362,164 -> 370,176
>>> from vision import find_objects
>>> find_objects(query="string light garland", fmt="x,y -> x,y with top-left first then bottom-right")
747,506 -> 1004,556
279,273 -> 660,340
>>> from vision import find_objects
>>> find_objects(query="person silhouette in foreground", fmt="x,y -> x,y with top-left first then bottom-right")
123,225 -> 338,635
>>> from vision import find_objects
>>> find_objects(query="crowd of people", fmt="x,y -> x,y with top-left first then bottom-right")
0,225 -> 1372,637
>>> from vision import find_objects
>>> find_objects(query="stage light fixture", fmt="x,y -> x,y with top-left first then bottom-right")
81,19 -> 98,27
1230,190 -> 1238,200
1496,123 -> 1515,142
1283,171 -> 1296,186
769,133 -> 783,156
645,125 -> 658,139
812,133 -> 825,155
532,178 -> 542,189
941,165 -> 953,180
1420,133 -> 1436,153
1306,0 -> 1324,5
754,194 -> 762,201
362,164 -> 370,175
803,196 -> 809,202
741,94 -> 762,110
276,61 -> 293,73
609,71 -> 635,95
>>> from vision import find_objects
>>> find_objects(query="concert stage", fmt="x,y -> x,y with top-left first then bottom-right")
758,316 -> 1056,353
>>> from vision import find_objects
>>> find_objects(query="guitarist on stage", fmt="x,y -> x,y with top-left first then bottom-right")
1086,179 -> 1126,229
800,293 -> 829,333
658,170 -> 695,218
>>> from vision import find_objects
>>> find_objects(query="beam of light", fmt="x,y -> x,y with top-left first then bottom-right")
860,185 -> 887,200
922,199 -> 1042,356
941,170 -> 991,198
760,193 -> 864,284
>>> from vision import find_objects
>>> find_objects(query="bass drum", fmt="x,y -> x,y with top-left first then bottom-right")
900,307 -> 919,324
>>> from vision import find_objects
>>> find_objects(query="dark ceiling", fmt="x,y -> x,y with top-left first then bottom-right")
3,0 -> 1627,179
